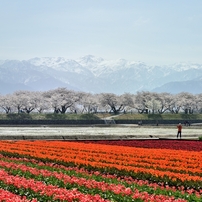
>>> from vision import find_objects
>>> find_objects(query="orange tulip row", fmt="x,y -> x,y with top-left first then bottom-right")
0,140 -> 201,183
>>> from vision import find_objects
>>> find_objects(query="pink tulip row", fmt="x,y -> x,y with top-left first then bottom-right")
0,169 -> 109,202
0,188 -> 36,202
0,159 -> 189,202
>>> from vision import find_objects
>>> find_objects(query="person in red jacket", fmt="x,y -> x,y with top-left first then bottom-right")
177,123 -> 182,139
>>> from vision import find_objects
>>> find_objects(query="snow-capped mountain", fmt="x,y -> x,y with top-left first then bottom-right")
1,55 -> 202,95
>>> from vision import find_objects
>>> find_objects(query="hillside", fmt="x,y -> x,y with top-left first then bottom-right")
1,55 -> 202,94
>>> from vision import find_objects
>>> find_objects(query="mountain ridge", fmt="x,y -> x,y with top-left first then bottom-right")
1,55 -> 202,95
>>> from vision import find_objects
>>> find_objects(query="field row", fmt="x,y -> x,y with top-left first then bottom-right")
81,140 -> 202,151
0,140 -> 201,201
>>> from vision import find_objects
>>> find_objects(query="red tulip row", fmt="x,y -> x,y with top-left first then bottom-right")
80,140 -> 202,151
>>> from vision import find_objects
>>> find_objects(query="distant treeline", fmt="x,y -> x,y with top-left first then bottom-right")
1,88 -> 202,115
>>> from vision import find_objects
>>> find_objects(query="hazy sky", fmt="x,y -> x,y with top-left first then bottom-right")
1,0 -> 202,65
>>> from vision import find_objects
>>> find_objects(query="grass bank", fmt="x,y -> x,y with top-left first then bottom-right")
0,113 -> 202,121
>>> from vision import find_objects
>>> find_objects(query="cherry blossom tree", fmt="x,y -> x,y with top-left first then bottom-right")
12,91 -> 41,114
44,88 -> 82,114
134,91 -> 153,114
166,97 -> 179,114
154,92 -> 174,114
12,91 -> 28,113
120,93 -> 134,113
100,93 -> 127,114
177,92 -> 195,114
79,92 -> 99,113
0,94 -> 13,113
30,91 -> 50,113
194,93 -> 202,113
0,88 -> 201,116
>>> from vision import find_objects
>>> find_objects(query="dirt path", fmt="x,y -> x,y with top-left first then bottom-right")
0,125 -> 201,140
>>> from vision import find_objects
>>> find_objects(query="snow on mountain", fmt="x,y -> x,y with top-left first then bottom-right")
28,57 -> 67,67
1,55 -> 202,95
28,57 -> 92,75
76,55 -> 144,76
77,55 -> 104,66
169,62 -> 202,71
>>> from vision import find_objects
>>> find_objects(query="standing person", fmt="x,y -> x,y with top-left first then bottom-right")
177,123 -> 182,139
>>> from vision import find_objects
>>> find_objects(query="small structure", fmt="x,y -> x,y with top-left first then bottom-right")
104,119 -> 116,124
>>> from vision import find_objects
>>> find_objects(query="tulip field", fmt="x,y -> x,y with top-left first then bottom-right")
0,140 -> 201,201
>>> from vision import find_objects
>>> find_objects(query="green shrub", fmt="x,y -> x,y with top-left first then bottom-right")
45,113 -> 67,120
80,113 -> 100,120
6,113 -> 32,120
148,114 -> 162,120
180,114 -> 197,120
199,136 -> 202,141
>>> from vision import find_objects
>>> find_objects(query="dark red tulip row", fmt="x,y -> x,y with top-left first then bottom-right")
79,140 -> 202,151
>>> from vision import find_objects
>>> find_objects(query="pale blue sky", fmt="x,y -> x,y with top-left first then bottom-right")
0,0 -> 202,65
